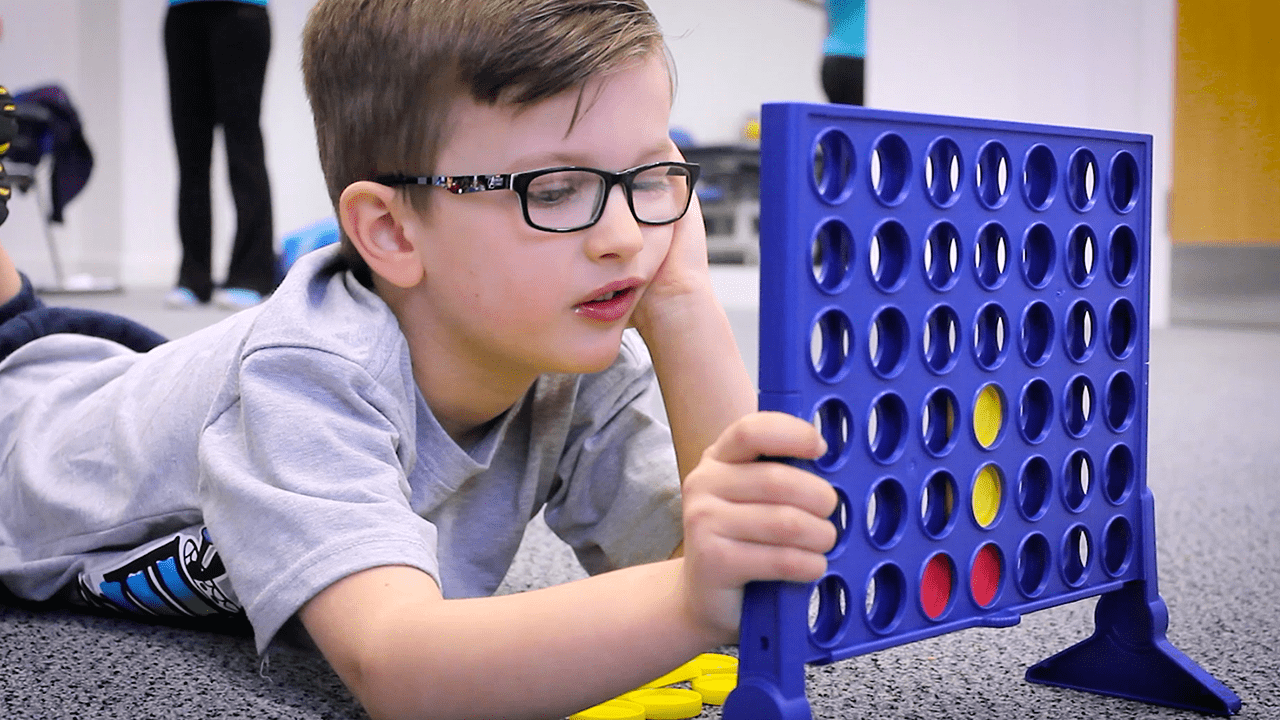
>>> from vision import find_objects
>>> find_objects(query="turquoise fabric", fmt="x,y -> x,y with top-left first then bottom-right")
822,0 -> 866,58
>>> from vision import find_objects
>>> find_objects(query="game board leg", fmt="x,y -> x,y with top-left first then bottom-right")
1025,579 -> 1242,716
722,582 -> 814,720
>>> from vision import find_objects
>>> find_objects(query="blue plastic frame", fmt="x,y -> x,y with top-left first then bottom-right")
722,102 -> 1241,719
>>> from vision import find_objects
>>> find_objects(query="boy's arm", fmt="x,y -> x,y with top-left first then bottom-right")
632,195 -> 759,483
302,561 -> 710,720
303,413 -> 837,720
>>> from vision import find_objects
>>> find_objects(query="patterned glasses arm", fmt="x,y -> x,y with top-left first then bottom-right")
373,173 -> 514,194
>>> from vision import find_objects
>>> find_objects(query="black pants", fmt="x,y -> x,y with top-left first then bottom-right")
165,1 -> 275,301
822,55 -> 865,107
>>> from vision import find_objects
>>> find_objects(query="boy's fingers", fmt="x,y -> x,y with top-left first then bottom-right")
705,411 -> 827,466
698,461 -> 838,519
690,500 -> 838,554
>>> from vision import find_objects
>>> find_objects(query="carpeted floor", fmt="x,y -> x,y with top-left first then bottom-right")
2,274 -> 1277,719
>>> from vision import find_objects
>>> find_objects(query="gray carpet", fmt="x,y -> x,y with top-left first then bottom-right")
2,285 -> 1277,718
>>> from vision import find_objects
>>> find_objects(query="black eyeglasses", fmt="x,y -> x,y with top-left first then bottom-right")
375,160 -> 700,233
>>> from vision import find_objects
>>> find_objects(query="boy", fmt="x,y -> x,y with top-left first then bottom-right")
0,1 -> 838,718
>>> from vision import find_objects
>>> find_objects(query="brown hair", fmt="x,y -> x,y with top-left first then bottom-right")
301,0 -> 670,280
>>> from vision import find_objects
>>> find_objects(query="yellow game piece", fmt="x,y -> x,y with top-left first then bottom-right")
689,652 -> 738,675
620,688 -> 703,720
569,698 -> 646,720
972,384 -> 1003,447
972,464 -> 1003,527
639,661 -> 701,689
692,672 -> 738,705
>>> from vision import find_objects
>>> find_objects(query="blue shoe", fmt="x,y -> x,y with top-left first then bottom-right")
213,287 -> 263,310
164,287 -> 201,309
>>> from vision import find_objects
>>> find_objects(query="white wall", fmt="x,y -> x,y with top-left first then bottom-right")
0,0 -> 1173,324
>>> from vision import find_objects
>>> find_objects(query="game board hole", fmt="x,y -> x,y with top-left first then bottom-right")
1103,516 -> 1135,576
870,133 -> 911,206
869,307 -> 909,378
971,543 -> 1003,608
1107,298 -> 1137,359
1104,444 -> 1136,505
1065,300 -> 1097,362
811,219 -> 854,292
1020,301 -> 1055,367
1067,224 -> 1098,287
812,129 -> 856,203
810,309 -> 853,382
1108,224 -> 1138,287
1106,372 -> 1136,433
866,479 -> 906,549
921,389 -> 959,456
925,137 -> 963,207
1022,144 -> 1058,211
1109,150 -> 1140,213
973,303 -> 1010,370
808,575 -> 851,646
1064,375 -> 1096,438
1017,533 -> 1051,597
812,398 -> 853,470
865,564 -> 906,634
924,221 -> 962,291
1067,148 -> 1099,211
921,470 -> 958,538
1021,223 -> 1056,289
1018,455 -> 1053,520
975,141 -> 1011,209
1065,449 -> 1093,512
972,464 -> 1004,528
974,222 -> 1010,289
830,488 -> 852,553
921,553 -> 956,620
973,383 -> 1005,449
1063,526 -> 1092,586
870,220 -> 910,292
923,305 -> 961,374
867,393 -> 909,464
1019,378 -> 1053,444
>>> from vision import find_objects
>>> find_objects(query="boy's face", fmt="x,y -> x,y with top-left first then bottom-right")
399,53 -> 679,380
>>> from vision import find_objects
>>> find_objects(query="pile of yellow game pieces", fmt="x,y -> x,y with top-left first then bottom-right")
569,652 -> 738,720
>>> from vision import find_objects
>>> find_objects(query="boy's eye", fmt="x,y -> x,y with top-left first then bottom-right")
632,167 -> 677,194
527,172 -> 595,207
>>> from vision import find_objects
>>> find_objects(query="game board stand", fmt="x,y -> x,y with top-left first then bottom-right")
722,102 -> 1241,719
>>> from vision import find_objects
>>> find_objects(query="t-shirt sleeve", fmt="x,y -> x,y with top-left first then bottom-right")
197,344 -> 439,653
542,331 -> 682,575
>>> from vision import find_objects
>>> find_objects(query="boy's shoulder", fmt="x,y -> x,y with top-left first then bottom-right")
244,245 -> 406,370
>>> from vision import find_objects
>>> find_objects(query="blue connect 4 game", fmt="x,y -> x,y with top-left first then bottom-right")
721,103 -> 1242,719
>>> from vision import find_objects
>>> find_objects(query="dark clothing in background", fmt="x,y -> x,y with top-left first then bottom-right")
164,0 -> 275,301
821,55 -> 865,106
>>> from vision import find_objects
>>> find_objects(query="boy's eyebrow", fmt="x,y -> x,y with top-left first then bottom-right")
509,141 -> 674,172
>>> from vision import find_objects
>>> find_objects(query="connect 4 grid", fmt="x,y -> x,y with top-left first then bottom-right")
722,103 -> 1241,719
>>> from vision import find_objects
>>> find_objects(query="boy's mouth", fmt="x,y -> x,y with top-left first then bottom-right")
575,280 -> 642,321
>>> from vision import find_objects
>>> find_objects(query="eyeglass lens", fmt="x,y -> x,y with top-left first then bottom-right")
525,164 -> 693,231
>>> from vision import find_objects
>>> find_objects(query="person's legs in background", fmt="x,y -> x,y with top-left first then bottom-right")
821,54 -> 864,106
209,3 -> 275,307
165,2 -> 218,306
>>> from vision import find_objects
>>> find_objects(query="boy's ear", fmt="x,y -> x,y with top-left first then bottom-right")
338,181 -> 425,288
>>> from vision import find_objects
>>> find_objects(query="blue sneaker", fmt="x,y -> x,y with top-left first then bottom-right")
213,287 -> 263,310
164,287 -> 201,309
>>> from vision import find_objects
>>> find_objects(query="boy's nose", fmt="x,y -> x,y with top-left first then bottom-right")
584,185 -> 644,261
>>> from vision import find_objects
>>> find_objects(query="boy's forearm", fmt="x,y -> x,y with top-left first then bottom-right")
313,560 -> 720,720
638,286 -> 757,481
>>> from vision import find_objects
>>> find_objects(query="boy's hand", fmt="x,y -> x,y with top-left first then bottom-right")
630,147 -> 711,337
679,411 -> 839,640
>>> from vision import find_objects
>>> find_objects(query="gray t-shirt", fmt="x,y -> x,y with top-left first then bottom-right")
0,246 -> 682,652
